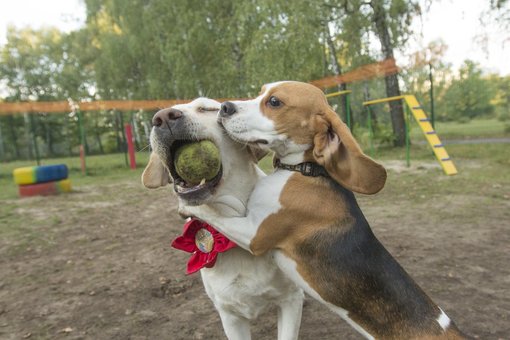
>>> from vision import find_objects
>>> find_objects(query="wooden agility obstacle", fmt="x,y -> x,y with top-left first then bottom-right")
363,95 -> 458,175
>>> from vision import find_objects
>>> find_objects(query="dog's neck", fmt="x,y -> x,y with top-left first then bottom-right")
208,158 -> 262,218
277,148 -> 316,165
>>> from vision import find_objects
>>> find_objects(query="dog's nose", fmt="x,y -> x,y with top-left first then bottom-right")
152,108 -> 183,127
220,102 -> 237,117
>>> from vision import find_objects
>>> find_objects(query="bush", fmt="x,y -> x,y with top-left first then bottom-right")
504,123 -> 510,134
374,126 -> 395,146
497,111 -> 510,122
457,116 -> 471,124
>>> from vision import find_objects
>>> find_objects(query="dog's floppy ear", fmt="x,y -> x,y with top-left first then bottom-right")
142,152 -> 172,188
312,107 -> 386,194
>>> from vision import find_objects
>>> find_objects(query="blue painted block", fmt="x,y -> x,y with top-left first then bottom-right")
35,164 -> 68,183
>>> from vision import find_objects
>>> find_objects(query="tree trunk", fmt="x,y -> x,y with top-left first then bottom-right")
95,127 -> 104,154
371,1 -> 406,146
325,25 -> 352,125
66,126 -> 73,157
132,116 -> 141,151
232,39 -> 244,96
8,116 -> 21,159
44,118 -> 55,157
24,114 -> 33,160
94,113 -> 104,154
114,111 -> 122,153
0,120 -> 5,161
364,81 -> 378,129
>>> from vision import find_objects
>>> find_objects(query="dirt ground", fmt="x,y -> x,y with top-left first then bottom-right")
1,161 -> 509,339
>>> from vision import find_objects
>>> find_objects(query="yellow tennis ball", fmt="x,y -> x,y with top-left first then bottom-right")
174,140 -> 221,185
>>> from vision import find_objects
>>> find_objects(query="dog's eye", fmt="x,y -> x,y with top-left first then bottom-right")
198,107 -> 218,113
267,96 -> 282,108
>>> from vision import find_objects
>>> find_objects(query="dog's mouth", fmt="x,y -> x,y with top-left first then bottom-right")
216,119 -> 269,146
168,139 -> 223,201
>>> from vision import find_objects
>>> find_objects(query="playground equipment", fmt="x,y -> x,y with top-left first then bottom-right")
363,95 -> 457,175
13,164 -> 72,197
18,179 -> 72,197
0,58 -> 398,169
0,98 -> 228,174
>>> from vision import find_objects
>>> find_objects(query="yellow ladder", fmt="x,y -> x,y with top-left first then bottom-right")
403,95 -> 458,175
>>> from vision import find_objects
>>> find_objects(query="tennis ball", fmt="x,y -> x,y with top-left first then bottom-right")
174,140 -> 221,185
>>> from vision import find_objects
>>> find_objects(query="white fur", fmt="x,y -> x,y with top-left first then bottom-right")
273,253 -> 375,340
150,98 -> 303,340
219,82 -> 310,160
184,173 -> 374,339
184,186 -> 375,339
184,84 -> 455,339
182,84 -> 387,339
436,308 -> 451,331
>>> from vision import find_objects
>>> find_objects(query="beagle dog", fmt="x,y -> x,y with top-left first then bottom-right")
142,97 -> 303,340
183,82 -> 467,339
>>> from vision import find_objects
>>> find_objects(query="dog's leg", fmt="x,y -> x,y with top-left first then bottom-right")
181,205 -> 257,252
277,293 -> 304,340
217,309 -> 251,340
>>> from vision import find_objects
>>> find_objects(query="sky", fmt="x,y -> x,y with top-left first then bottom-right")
0,0 -> 508,76
404,0 -> 509,75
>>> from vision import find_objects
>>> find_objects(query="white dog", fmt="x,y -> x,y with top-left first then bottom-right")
142,97 -> 303,340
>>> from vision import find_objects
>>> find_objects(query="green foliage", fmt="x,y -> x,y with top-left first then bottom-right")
1,0 -> 508,162
84,0 -> 325,99
491,75 -> 510,121
440,61 -> 494,121
0,26 -> 98,161
403,55 -> 504,124
0,27 -> 95,101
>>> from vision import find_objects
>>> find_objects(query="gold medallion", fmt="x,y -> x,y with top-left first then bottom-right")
195,228 -> 214,253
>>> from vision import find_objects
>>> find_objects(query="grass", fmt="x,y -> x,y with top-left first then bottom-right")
0,139 -> 509,273
1,124 -> 508,202
409,118 -> 508,140
0,152 -> 150,200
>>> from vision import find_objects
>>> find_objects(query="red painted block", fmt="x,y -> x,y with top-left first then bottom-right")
18,179 -> 72,197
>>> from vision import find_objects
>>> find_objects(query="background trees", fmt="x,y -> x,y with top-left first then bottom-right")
0,0 -> 508,161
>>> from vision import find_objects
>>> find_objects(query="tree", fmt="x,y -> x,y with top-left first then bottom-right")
368,0 -> 421,146
1,0 -> 440,160
490,0 -> 510,26
323,0 -> 422,146
402,40 -> 452,118
0,27 -> 97,158
491,75 -> 510,121
441,61 -> 495,121
83,0 -> 325,99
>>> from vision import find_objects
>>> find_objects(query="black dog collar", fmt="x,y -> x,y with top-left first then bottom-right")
274,159 -> 330,178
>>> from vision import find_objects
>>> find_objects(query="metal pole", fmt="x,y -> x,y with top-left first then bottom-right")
429,63 -> 435,129
125,123 -> 137,169
346,93 -> 352,130
404,102 -> 411,168
29,113 -> 41,166
118,111 -> 129,167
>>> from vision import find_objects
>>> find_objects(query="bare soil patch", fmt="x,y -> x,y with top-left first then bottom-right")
0,166 -> 509,339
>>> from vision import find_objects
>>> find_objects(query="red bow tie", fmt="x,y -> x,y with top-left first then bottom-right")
171,219 -> 237,274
